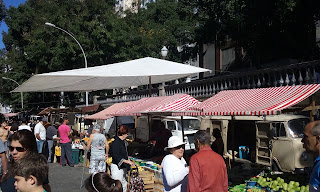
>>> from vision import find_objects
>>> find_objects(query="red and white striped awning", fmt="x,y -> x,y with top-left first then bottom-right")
174,84 -> 320,116
138,94 -> 200,114
110,97 -> 164,116
87,94 -> 200,118
84,101 -> 139,120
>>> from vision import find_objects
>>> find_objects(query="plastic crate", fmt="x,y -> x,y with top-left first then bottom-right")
72,148 -> 80,164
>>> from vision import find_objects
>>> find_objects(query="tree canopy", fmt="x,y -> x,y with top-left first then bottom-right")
0,0 -> 319,110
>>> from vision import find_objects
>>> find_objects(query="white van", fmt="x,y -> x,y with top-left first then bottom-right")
201,114 -> 313,172
162,116 -> 201,150
136,116 -> 201,150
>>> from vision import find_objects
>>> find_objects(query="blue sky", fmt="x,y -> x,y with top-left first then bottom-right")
0,0 -> 26,49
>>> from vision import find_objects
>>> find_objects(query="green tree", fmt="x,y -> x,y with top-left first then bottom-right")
177,0 -> 320,68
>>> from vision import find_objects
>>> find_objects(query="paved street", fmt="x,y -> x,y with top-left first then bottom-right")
49,162 -> 89,192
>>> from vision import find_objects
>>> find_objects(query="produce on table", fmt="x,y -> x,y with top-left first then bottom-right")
256,176 -> 309,192
229,175 -> 309,192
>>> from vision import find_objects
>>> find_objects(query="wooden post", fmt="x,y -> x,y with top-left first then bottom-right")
115,117 -> 118,136
303,97 -> 319,122
181,116 -> 185,150
310,101 -> 316,122
149,76 -> 152,97
231,116 -> 235,163
134,116 -> 137,140
148,114 -> 152,141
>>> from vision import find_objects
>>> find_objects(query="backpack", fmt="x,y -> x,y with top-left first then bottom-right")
128,166 -> 145,192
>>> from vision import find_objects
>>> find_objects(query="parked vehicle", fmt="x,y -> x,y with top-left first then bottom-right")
136,116 -> 201,150
201,114 -> 313,172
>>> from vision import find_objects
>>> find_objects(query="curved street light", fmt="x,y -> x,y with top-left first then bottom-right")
45,22 -> 89,106
2,77 -> 23,109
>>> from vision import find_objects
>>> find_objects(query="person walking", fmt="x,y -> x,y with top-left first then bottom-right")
34,117 -> 47,153
302,121 -> 320,192
187,130 -> 228,192
58,117 -> 75,167
152,122 -> 172,155
161,136 -> 189,192
85,124 -> 109,173
18,118 -> 31,131
0,120 -> 9,149
211,128 -> 224,156
46,122 -> 58,163
0,139 -> 8,186
110,125 -> 134,192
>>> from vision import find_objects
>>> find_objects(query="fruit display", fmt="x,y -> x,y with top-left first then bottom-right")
229,174 -> 309,192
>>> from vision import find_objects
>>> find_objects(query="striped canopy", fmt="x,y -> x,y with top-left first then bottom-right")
138,94 -> 200,114
110,97 -> 164,116
84,101 -> 139,120
85,94 -> 200,119
174,84 -> 320,116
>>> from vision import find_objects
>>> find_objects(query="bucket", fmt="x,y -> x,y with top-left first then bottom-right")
72,148 -> 80,164
239,146 -> 249,159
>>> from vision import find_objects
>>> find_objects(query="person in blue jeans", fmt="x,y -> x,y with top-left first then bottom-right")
58,118 -> 75,167
302,121 -> 320,192
34,118 -> 47,153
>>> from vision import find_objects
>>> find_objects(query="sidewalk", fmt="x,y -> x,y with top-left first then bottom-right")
49,162 -> 89,192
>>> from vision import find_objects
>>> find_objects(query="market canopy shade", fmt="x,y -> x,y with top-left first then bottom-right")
85,94 -> 200,118
12,57 -> 211,92
173,84 -> 320,116
84,101 -> 140,120
110,94 -> 200,116
109,97 -> 164,116
37,107 -> 81,116
137,94 -> 200,115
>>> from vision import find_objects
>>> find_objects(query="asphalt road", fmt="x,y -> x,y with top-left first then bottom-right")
48,162 -> 89,192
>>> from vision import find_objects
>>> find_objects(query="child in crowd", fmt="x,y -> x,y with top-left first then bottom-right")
12,153 -> 48,192
85,172 -> 122,192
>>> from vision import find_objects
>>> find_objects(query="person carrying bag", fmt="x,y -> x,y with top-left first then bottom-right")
128,164 -> 145,192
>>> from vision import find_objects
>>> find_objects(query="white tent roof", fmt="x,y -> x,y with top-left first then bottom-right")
13,57 -> 210,92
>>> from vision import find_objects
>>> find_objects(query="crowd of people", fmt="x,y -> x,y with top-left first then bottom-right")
0,116 -> 80,192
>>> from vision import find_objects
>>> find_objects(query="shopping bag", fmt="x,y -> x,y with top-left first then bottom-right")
128,165 -> 145,192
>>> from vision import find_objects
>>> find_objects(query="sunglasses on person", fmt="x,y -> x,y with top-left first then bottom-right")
174,144 -> 185,149
9,146 -> 26,152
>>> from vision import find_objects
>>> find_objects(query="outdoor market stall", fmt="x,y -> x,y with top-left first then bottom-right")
172,84 -> 320,190
87,94 -> 200,191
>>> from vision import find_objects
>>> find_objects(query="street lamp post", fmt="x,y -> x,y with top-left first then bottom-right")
45,22 -> 89,106
161,46 -> 168,59
159,46 -> 169,96
2,77 -> 23,109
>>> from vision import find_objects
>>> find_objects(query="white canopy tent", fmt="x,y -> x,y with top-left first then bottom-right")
13,57 -> 211,92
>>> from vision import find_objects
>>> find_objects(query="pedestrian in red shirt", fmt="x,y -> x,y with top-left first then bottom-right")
187,130 -> 228,192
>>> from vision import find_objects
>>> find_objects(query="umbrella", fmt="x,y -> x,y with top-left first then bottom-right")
12,57 -> 211,92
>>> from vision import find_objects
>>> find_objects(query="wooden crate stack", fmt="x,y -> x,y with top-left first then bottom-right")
139,168 -> 164,192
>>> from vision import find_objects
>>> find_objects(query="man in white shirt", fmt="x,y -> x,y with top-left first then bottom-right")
18,118 -> 31,131
34,117 -> 47,153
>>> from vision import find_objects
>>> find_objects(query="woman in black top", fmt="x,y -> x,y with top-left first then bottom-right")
110,125 -> 134,192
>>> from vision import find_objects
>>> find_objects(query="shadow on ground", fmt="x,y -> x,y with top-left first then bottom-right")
49,163 -> 89,192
